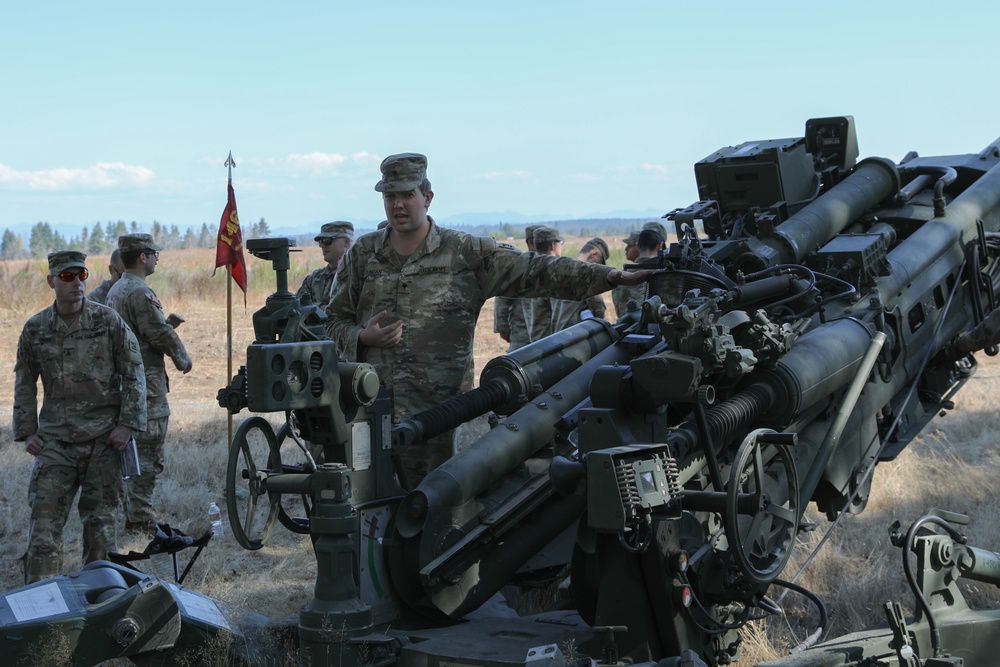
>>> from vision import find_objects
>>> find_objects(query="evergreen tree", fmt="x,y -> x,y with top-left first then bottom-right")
29,222 -> 55,258
181,227 -> 197,249
150,220 -> 163,243
256,217 -> 270,237
1,229 -> 25,259
199,223 -> 213,248
168,224 -> 182,248
111,220 -> 128,241
89,222 -> 107,254
77,226 -> 90,252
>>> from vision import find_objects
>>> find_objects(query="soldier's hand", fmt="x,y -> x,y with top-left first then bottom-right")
166,313 -> 185,328
607,268 -> 655,286
24,434 -> 44,456
499,331 -> 511,343
107,425 -> 133,451
360,310 -> 403,348
174,357 -> 193,374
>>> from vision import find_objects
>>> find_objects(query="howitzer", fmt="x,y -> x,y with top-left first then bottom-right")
6,116 -> 1000,667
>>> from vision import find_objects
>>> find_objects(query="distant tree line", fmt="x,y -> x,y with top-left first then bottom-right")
0,218 -> 272,260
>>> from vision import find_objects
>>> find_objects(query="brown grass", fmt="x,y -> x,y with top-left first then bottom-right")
3,240 -> 1000,666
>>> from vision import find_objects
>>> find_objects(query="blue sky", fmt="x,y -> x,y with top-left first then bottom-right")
2,2 -> 998,237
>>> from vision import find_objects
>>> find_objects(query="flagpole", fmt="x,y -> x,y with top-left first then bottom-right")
224,151 -> 236,450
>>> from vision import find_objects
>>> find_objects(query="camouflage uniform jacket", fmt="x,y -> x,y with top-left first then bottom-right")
13,300 -> 147,443
87,279 -> 114,305
106,273 -> 191,419
297,264 -> 338,309
493,296 -> 529,350
550,295 -> 607,333
325,220 -> 616,420
612,283 -> 647,319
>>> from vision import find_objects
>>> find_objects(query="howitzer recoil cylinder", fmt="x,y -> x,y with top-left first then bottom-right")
736,157 -> 900,271
392,319 -> 617,448
395,339 -> 632,540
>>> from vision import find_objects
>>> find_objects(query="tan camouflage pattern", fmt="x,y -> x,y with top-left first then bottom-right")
24,435 -> 123,583
523,296 -> 554,344
297,264 -> 339,309
123,416 -> 168,532
117,232 -> 161,254
87,278 -> 114,305
493,296 -> 530,351
326,220 -> 615,484
612,283 -> 647,319
550,295 -> 607,332
106,273 -> 191,419
14,300 -> 147,442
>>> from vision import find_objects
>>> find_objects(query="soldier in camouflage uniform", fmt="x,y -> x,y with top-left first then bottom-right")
86,249 -> 125,305
107,233 -> 193,534
297,221 -> 354,310
326,153 -> 651,488
520,226 -> 562,343
612,222 -> 667,319
551,237 -> 610,332
493,224 -> 538,352
14,250 -> 147,584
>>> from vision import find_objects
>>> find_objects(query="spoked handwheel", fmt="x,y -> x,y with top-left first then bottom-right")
724,428 -> 800,586
273,421 -> 320,534
226,417 -> 282,550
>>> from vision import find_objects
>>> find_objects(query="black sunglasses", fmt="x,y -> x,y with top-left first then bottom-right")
317,237 -> 335,247
144,249 -> 160,259
56,269 -> 89,282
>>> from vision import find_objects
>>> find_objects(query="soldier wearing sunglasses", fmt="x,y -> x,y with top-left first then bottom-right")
106,233 -> 192,536
297,220 -> 354,310
14,250 -> 147,583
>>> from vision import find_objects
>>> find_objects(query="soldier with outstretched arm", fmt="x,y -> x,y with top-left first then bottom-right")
325,153 -> 652,488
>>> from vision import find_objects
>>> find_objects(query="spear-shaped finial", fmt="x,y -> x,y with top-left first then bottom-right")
225,151 -> 236,180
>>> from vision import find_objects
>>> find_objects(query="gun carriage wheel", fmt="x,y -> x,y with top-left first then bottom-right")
724,428 -> 800,586
272,421 -> 317,535
225,416 -> 283,550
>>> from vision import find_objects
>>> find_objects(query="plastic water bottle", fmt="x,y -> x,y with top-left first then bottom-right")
208,501 -> 224,537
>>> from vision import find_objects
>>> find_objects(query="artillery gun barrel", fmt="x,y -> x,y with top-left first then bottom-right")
395,339 -> 633,539
392,319 -> 617,447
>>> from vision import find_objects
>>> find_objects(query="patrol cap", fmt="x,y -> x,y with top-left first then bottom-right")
623,230 -> 640,246
375,153 -> 428,193
533,226 -> 563,245
48,250 -> 87,274
315,221 -> 354,241
642,221 -> 668,239
118,233 -> 162,255
583,237 -> 610,263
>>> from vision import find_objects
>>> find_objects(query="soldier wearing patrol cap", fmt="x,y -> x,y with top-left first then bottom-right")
297,220 -> 354,310
493,224 -> 539,352
550,237 -> 611,333
107,233 -> 192,535
612,221 -> 668,319
15,250 -> 147,583
326,156 -> 653,487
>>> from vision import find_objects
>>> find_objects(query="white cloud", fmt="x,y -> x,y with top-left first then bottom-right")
0,162 -> 156,190
245,151 -> 382,177
470,170 -> 535,182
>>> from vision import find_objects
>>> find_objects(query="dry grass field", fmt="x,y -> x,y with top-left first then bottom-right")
2,237 -> 1000,665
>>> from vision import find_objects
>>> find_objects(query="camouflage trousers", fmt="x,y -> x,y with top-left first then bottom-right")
397,430 -> 457,490
24,434 -> 122,584
124,416 -> 168,532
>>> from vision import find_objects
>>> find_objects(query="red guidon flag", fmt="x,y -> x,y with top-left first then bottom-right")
214,181 -> 248,303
